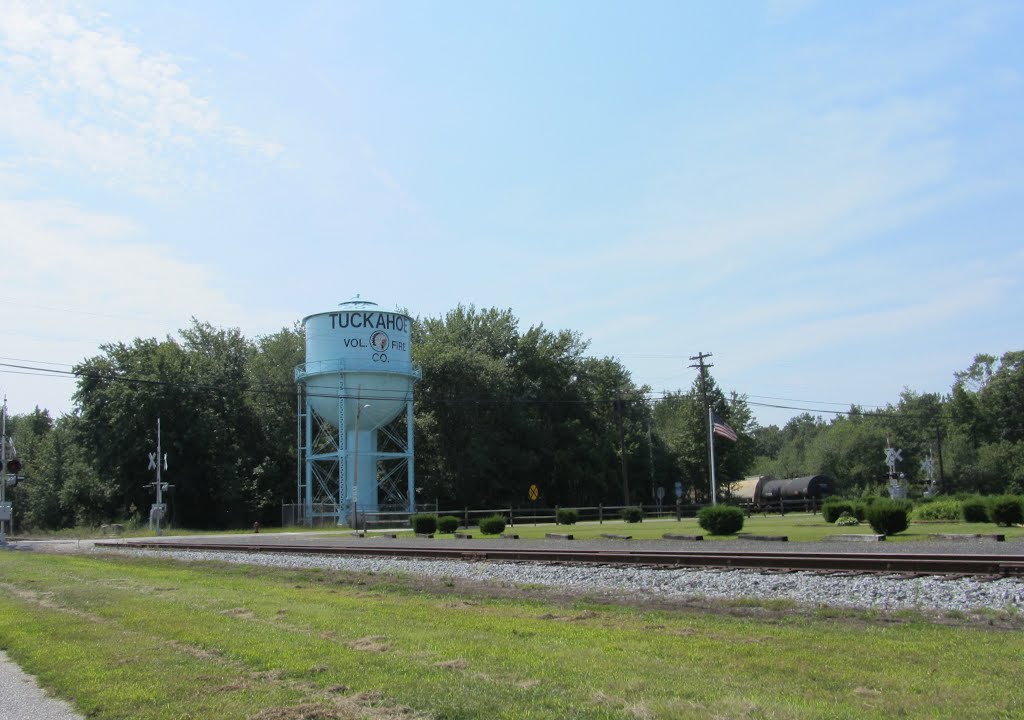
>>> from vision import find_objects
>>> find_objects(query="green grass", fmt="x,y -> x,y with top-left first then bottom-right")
1,552 -> 1023,719
15,514 -> 1024,544
495,513 -> 1024,543
14,525 -> 312,540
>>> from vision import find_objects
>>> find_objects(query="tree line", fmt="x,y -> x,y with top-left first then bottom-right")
4,306 -> 1021,529
748,351 -> 1024,497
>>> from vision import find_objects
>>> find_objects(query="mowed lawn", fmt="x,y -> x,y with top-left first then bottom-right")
355,513 -> 1024,543
1,552 -> 1022,719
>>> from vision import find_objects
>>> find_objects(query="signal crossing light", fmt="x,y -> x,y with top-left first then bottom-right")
4,458 -> 21,474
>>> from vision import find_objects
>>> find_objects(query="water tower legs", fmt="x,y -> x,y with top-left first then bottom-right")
296,385 -> 414,527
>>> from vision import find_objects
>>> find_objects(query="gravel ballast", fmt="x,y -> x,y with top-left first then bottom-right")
110,544 -> 1024,614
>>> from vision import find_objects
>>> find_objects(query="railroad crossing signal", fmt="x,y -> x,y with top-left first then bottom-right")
884,447 -> 902,476
147,452 -> 168,471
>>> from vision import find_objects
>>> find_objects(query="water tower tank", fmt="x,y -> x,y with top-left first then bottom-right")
296,299 -> 419,522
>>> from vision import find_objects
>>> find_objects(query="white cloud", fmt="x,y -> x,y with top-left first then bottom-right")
0,198 -> 244,329
0,0 -> 282,193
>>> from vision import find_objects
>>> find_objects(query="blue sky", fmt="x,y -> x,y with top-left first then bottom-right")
1,0 -> 1022,427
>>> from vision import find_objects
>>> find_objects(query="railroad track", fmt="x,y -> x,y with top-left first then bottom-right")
97,540 -> 1024,578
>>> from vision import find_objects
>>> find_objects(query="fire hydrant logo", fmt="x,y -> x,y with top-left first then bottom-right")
370,330 -> 389,352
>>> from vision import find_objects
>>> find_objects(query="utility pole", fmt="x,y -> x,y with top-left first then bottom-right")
688,353 -> 714,504
647,412 -> 654,503
1,396 -> 7,543
615,391 -> 629,506
935,424 -> 945,489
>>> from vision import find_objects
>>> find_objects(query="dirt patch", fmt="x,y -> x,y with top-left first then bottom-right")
347,636 -> 390,653
433,659 -> 468,670
214,680 -> 251,693
249,687 -> 425,719
624,701 -> 655,719
222,607 -> 256,619
166,640 -> 225,661
853,687 -> 882,697
249,703 -> 354,720
669,627 -> 698,637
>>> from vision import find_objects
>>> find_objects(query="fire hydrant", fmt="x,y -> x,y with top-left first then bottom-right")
252,521 -> 260,534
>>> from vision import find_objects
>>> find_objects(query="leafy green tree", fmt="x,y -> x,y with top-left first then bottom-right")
5,407 -> 55,529
807,412 -> 887,494
945,351 -> 1024,493
28,415 -> 107,528
245,324 -> 305,520
72,320 -> 293,528
411,305 -> 651,508
652,375 -> 754,503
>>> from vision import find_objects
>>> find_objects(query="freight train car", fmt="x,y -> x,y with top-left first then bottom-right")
759,475 -> 835,504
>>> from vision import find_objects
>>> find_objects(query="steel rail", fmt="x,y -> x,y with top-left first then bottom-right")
97,540 -> 1024,577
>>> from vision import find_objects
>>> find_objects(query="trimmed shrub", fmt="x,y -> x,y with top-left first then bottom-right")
990,496 -> 1024,527
823,501 -> 856,524
479,514 -> 506,535
621,506 -> 643,523
437,515 -> 460,534
865,500 -> 909,536
910,499 -> 962,522
697,505 -> 745,535
962,497 -> 989,523
410,513 -> 437,534
556,508 -> 579,526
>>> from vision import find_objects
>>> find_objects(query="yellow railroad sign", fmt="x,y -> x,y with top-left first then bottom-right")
528,484 -> 539,502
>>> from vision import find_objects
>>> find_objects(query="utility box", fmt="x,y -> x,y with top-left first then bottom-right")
0,502 -> 12,521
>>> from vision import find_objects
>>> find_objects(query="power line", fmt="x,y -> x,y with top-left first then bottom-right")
0,359 -> 959,420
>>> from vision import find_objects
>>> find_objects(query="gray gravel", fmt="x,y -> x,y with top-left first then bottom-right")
110,544 -> 1024,614
0,652 -> 84,720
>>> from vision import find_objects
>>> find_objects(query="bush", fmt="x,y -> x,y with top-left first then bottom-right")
989,496 -> 1024,527
479,514 -> 506,535
961,497 -> 989,523
555,508 -> 578,525
825,500 -> 867,522
410,513 -> 437,534
621,506 -> 643,523
823,501 -> 856,524
835,512 -> 860,527
910,499 -> 962,522
865,500 -> 909,536
437,515 -> 460,534
697,505 -> 745,535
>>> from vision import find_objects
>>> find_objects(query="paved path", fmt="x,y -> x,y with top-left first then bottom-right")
0,652 -> 84,720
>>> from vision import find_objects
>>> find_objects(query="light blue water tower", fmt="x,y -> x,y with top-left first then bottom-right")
295,299 -> 420,527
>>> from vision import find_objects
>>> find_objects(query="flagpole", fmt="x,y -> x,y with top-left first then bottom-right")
708,407 -> 717,506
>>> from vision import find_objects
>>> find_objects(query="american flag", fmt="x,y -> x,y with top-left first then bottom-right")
712,412 -> 738,442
